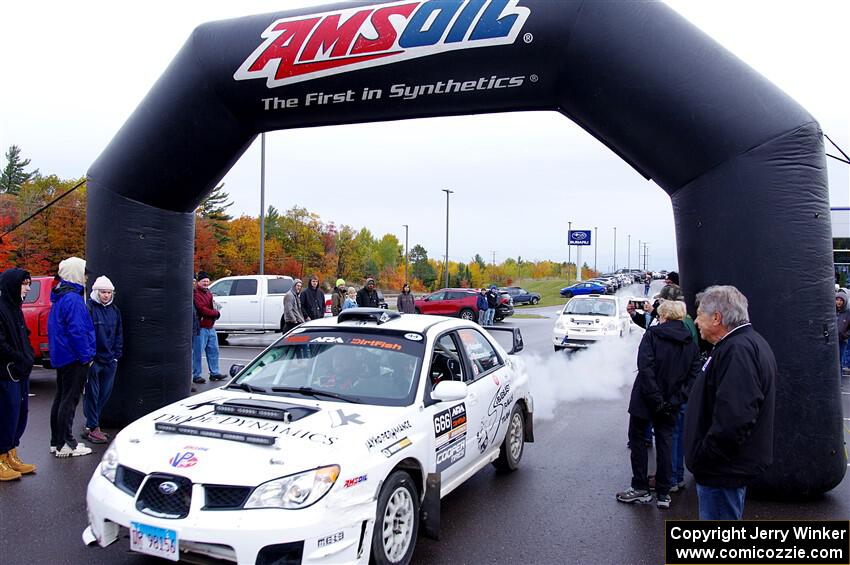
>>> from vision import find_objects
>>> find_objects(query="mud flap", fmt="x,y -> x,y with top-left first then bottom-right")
420,473 -> 441,540
524,409 -> 535,443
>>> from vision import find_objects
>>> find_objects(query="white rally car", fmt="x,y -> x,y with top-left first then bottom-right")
84,308 -> 532,565
553,294 -> 632,351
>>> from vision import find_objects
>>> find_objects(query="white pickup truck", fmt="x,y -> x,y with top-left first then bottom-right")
208,275 -> 294,342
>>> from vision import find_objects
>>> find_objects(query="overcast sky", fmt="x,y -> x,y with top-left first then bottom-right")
1,1 -> 847,272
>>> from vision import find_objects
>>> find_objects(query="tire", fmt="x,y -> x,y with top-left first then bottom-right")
530,297 -> 539,305
493,404 -> 525,472
414,308 -> 421,314
216,333 -> 228,345
562,292 -> 573,299
370,470 -> 419,565
459,308 -> 475,321
554,346 -> 563,352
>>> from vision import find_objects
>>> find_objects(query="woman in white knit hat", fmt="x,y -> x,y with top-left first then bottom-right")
82,276 -> 123,444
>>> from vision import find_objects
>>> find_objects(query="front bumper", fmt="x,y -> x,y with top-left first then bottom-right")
552,328 -> 619,349
85,469 -> 375,564
496,305 -> 514,319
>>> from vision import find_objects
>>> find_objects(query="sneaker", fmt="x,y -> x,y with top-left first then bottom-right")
669,481 -> 686,493
55,443 -> 93,458
192,376 -> 206,384
209,373 -> 227,382
49,446 -> 58,454
616,487 -> 652,504
87,428 -> 109,444
657,494 -> 671,508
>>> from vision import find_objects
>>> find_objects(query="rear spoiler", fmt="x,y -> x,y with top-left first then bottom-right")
483,326 -> 524,355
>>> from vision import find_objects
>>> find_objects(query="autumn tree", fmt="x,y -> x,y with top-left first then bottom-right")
0,145 -> 39,195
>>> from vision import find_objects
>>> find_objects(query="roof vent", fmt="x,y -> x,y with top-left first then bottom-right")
337,307 -> 401,325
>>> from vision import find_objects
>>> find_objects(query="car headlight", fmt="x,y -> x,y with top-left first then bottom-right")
555,318 -> 568,330
604,322 -> 617,331
244,465 -> 340,509
100,443 -> 119,483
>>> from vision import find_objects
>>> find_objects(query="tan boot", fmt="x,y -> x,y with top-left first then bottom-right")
7,448 -> 36,474
0,452 -> 22,481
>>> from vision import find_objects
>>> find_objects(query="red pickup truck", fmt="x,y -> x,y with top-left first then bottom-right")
21,275 -> 56,368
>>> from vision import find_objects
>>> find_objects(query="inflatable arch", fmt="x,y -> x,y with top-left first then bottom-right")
87,0 -> 844,495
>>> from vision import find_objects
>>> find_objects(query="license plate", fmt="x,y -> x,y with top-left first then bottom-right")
130,521 -> 179,561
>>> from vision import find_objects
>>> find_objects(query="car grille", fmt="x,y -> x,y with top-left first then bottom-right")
136,474 -> 192,519
115,465 -> 146,496
204,485 -> 252,510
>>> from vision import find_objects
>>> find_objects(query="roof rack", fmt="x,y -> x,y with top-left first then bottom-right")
337,307 -> 401,325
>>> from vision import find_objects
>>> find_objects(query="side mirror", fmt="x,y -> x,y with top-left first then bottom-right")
483,327 -> 524,355
432,380 -> 468,402
229,364 -> 245,377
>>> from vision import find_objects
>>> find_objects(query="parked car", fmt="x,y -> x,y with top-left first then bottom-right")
496,291 -> 515,321
84,308 -> 532,565
553,294 -> 632,351
500,286 -> 540,306
21,275 -> 56,368
209,275 -> 294,342
414,288 -> 479,320
559,281 -> 607,298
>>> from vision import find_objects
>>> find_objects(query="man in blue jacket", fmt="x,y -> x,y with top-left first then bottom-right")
83,276 -> 123,444
48,257 -> 96,458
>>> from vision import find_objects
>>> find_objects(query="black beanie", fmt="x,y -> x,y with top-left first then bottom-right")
666,271 -> 679,285
197,271 -> 210,281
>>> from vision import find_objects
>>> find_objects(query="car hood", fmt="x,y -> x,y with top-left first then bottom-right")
112,389 -> 413,485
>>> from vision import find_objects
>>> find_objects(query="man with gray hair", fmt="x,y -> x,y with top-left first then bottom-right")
685,285 -> 776,520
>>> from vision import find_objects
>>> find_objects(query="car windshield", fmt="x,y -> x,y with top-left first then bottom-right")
563,299 -> 616,316
230,329 -> 424,407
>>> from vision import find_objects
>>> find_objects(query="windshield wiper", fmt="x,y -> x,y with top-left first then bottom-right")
225,382 -> 268,394
270,386 -> 361,404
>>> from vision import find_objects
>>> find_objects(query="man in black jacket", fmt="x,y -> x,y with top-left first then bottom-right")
300,275 -> 325,321
356,278 -> 380,308
685,285 -> 776,520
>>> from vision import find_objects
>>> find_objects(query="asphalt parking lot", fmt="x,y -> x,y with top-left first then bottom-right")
2,287 -> 848,565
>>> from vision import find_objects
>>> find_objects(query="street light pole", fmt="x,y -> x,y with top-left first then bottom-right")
259,132 -> 266,275
402,224 -> 409,283
627,234 -> 631,272
442,189 -> 453,288
594,226 -> 598,273
613,227 -> 617,272
568,221 -> 572,285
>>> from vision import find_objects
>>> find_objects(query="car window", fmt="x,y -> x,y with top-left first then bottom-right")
23,280 -> 41,304
428,333 -> 465,388
457,329 -> 502,380
234,329 -> 425,407
230,279 -> 258,296
428,291 -> 445,301
209,280 -> 233,297
267,278 -> 293,294
564,298 -> 616,316
447,291 -> 469,300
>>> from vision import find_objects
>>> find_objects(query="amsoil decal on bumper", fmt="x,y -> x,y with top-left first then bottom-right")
434,402 -> 467,472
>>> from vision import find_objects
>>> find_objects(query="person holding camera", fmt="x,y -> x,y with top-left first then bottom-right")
617,300 -> 701,509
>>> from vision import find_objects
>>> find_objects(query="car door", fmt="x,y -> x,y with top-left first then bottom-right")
227,278 -> 261,329
455,328 -> 511,461
425,332 -> 470,484
208,279 -> 233,326
421,291 -> 445,315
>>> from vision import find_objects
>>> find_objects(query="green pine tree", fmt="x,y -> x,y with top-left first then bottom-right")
0,145 -> 39,195
197,182 -> 233,243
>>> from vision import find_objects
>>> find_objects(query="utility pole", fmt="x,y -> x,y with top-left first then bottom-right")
259,133 -> 266,275
492,251 -> 496,266
442,189 -> 453,289
627,234 -> 631,272
638,239 -> 641,271
402,224 -> 409,283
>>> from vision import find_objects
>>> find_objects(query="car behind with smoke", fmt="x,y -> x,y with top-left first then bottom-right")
84,308 -> 532,565
553,295 -> 632,351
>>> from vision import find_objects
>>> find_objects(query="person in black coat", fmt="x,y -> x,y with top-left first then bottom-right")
356,277 -> 380,308
0,268 -> 37,479
300,274 -> 325,321
617,299 -> 701,508
686,285 -> 776,520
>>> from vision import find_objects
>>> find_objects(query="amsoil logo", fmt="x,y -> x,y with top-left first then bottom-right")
234,0 -> 531,88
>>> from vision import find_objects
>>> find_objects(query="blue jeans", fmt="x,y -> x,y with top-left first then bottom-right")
840,341 -> 849,370
478,309 -> 487,325
697,484 -> 747,520
193,328 -> 220,377
84,359 -> 118,429
671,404 -> 686,484
484,307 -> 496,325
